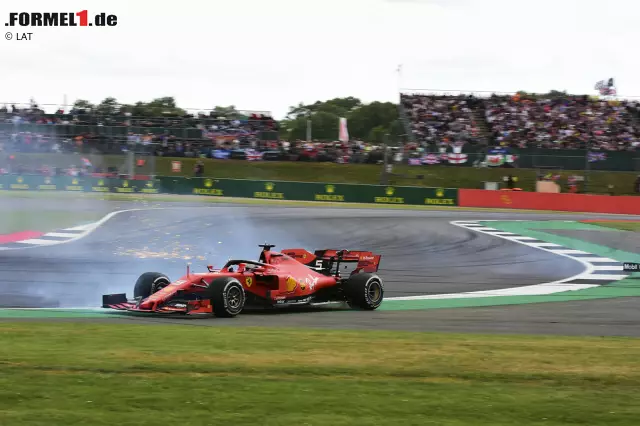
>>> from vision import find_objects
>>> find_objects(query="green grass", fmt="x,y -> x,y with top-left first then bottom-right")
585,221 -> 640,232
8,153 -> 640,195
0,210 -> 106,234
1,323 -> 639,425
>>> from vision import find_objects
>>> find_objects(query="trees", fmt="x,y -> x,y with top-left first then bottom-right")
67,95 -> 408,143
71,97 -> 186,117
279,97 -> 405,143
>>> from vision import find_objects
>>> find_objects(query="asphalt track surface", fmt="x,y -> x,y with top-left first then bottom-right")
1,197 -> 640,336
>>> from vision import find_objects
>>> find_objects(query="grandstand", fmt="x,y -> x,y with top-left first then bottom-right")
0,99 -> 392,176
0,101 -> 279,156
398,90 -> 640,171
0,100 -> 282,176
2,90 -> 640,177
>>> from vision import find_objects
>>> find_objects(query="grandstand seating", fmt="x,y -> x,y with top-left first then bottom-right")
400,93 -> 640,152
0,103 -> 279,157
3,93 -> 638,173
0,102 -> 392,168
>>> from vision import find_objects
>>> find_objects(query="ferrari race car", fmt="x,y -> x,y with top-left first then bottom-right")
102,244 -> 384,317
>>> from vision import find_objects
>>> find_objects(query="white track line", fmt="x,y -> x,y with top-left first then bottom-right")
18,239 -> 62,245
0,208 -> 152,251
385,220 -> 629,301
41,232 -> 82,238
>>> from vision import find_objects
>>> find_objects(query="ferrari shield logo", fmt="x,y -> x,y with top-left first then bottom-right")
246,277 -> 253,287
285,276 -> 297,292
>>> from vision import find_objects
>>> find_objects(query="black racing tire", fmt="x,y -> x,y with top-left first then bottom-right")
204,277 -> 246,318
345,272 -> 384,310
133,272 -> 171,299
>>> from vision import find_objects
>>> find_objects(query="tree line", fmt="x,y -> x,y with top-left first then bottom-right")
70,96 -> 407,144
69,89 -> 580,143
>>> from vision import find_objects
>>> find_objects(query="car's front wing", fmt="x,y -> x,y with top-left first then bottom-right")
101,293 -> 213,315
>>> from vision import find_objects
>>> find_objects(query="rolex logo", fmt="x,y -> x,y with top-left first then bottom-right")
123,180 -> 129,187
385,187 -> 395,196
72,178 -> 79,185
436,188 -> 444,197
326,185 -> 335,194
146,181 -> 154,188
17,177 -> 23,183
98,179 -> 104,186
265,182 -> 275,191
204,179 -> 213,188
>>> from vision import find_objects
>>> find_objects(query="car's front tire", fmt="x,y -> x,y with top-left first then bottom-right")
133,272 -> 171,299
345,273 -> 384,310
204,277 -> 246,318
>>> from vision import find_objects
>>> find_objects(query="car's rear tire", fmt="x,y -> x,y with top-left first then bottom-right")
345,273 -> 384,310
133,272 -> 171,299
204,277 -> 246,318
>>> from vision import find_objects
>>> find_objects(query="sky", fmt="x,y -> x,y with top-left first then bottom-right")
1,0 -> 638,119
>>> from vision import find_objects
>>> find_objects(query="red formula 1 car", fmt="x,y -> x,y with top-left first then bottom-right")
102,244 -> 384,317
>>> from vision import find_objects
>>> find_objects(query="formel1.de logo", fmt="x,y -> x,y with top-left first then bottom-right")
6,11 -> 118,27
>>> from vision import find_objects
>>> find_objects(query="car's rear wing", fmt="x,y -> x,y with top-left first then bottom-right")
282,248 -> 381,274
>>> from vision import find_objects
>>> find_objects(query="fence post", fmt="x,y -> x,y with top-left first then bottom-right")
380,133 -> 390,185
584,147 -> 590,193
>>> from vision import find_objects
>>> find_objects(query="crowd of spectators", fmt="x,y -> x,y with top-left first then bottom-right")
401,93 -> 640,152
0,101 -> 391,165
0,102 -> 279,158
401,94 -> 485,148
485,94 -> 640,151
4,92 -> 639,171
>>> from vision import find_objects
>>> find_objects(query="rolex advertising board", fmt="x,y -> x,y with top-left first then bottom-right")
424,187 -> 458,205
64,177 -> 85,192
90,178 -> 111,193
38,176 -> 58,190
314,184 -> 346,202
192,178 -> 225,196
0,175 -> 458,206
253,181 -> 285,200
8,175 -> 32,190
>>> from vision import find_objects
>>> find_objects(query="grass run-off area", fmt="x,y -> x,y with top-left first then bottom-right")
586,221 -> 640,232
1,323 -> 639,426
11,153 -> 640,195
0,210 -> 106,234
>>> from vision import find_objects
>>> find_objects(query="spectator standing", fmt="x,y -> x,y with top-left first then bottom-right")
194,160 -> 204,177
